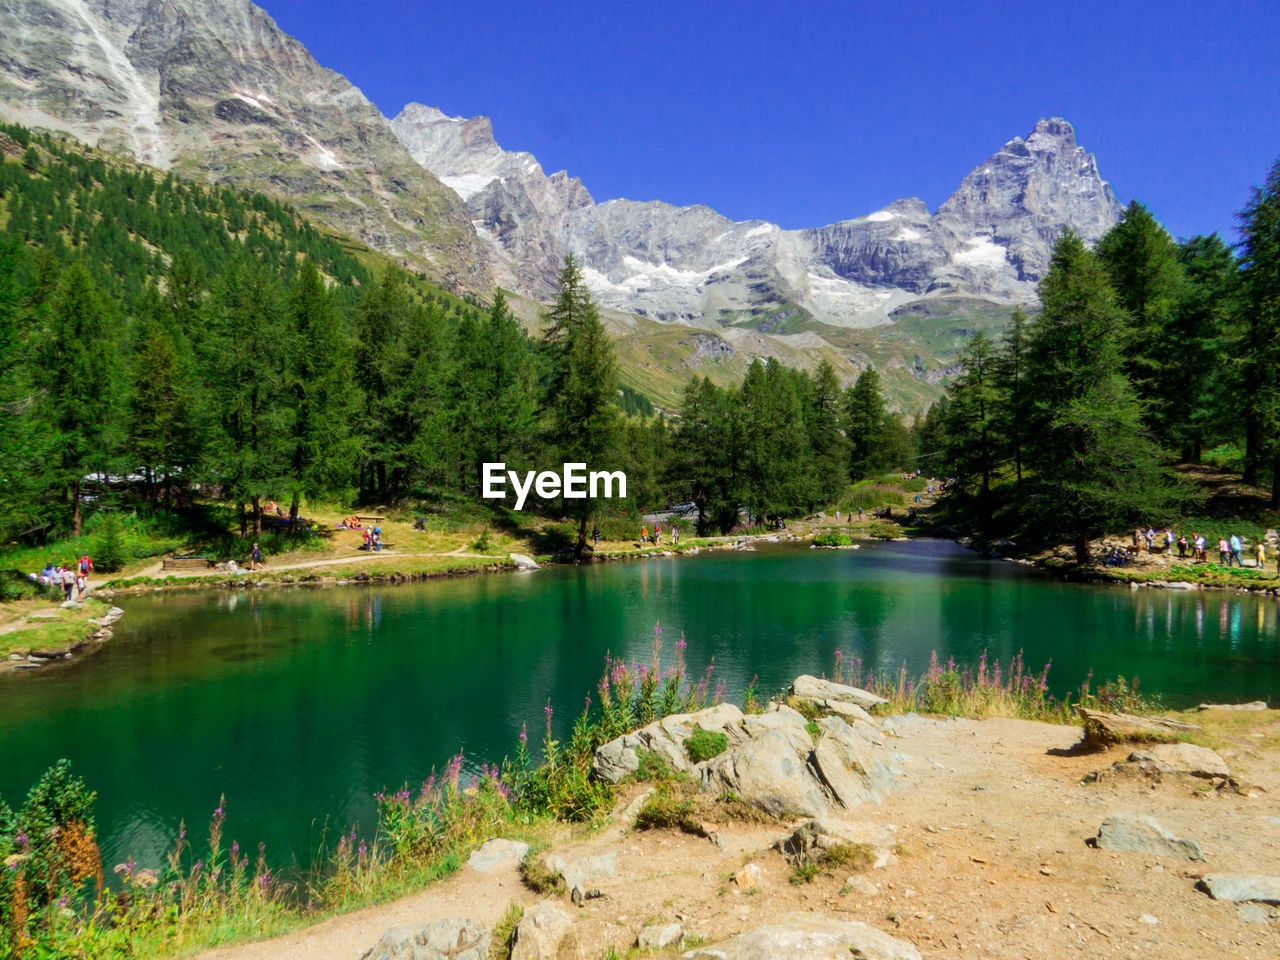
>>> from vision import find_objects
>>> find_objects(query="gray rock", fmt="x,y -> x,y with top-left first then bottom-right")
810,717 -> 894,808
59,600 -> 83,610
1197,874 -> 1280,904
591,703 -> 745,784
845,875 -> 879,895
683,911 -> 920,960
1095,815 -> 1204,861
545,852 -> 615,904
775,818 -> 897,870
510,901 -> 573,960
700,728 -> 829,819
1128,743 -> 1230,779
361,917 -> 489,960
637,923 -> 685,949
466,838 -> 529,873
508,554 -> 540,571
791,675 -> 887,711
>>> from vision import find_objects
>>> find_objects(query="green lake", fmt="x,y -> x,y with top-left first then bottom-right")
1,539 -> 1277,872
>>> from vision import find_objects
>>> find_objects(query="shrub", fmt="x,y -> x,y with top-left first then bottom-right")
634,787 -> 701,834
472,527 -> 492,552
812,529 -> 853,547
633,749 -> 674,782
519,851 -> 565,895
866,522 -> 899,539
93,514 -> 127,572
684,727 -> 728,764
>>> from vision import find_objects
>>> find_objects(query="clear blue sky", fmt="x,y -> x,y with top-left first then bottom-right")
262,0 -> 1278,241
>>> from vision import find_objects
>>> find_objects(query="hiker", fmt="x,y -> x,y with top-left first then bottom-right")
1194,533 -> 1206,562
858,507 -> 864,521
1177,534 -> 1188,558
1164,529 -> 1175,553
362,528 -> 371,550
1217,537 -> 1230,565
1255,542 -> 1266,569
654,523 -> 662,545
250,542 -> 263,570
79,554 -> 92,576
75,570 -> 87,600
1229,534 -> 1244,567
592,525 -> 600,546
61,565 -> 74,600
672,526 -> 679,544
1133,527 -> 1143,552
640,526 -> 648,545
372,526 -> 382,552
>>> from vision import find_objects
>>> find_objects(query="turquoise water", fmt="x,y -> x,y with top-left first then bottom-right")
1,539 -> 1276,872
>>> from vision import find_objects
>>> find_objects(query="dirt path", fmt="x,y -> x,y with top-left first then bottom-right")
197,713 -> 1280,960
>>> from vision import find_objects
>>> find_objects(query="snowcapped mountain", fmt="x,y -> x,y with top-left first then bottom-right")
392,112 -> 1124,328
0,0 -> 489,289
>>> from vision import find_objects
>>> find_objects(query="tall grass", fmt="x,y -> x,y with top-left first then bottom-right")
826,649 -> 1163,722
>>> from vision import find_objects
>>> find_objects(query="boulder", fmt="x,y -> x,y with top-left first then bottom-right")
510,901 -> 574,960
810,717 -> 894,807
361,918 -> 489,960
1077,708 -> 1200,749
699,729 -> 829,819
845,875 -> 879,895
1094,815 -> 1204,861
1127,743 -> 1229,779
774,818 -> 897,870
545,852 -> 615,904
637,923 -> 685,949
791,675 -> 888,711
466,838 -> 530,873
1197,874 -> 1280,904
59,600 -> 83,610
591,703 -> 745,784
509,554 -> 540,571
683,912 -> 920,960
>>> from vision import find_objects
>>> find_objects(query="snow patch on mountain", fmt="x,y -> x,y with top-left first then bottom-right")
953,236 -> 1008,269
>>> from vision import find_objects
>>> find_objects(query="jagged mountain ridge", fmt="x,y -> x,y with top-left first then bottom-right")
392,109 -> 1124,328
0,0 -> 489,290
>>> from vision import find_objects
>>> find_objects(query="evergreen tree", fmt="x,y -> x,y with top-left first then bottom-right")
1022,232 -> 1180,563
1236,157 -> 1280,500
284,261 -> 359,525
542,256 -> 623,559
944,331 -> 1001,509
844,368 -> 891,480
1095,200 -> 1189,442
807,359 -> 850,507
1174,234 -> 1239,461
35,261 -> 123,534
353,270 -> 414,500
203,256 -> 290,536
129,290 -> 205,504
993,307 -> 1030,486
670,377 -> 742,534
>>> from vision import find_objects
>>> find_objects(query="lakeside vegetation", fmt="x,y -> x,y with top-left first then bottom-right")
1,638 -> 1180,959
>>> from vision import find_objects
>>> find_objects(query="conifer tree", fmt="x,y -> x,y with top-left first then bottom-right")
1236,157 -> 1280,500
204,256 -> 290,536
284,261 -> 359,526
1095,201 -> 1189,442
130,290 -> 204,504
542,256 -> 622,558
844,368 -> 890,480
944,331 -> 1001,509
1174,234 -> 1239,461
1022,232 -> 1180,563
36,261 -> 123,534
807,359 -> 850,507
353,270 -> 414,500
994,307 -> 1030,486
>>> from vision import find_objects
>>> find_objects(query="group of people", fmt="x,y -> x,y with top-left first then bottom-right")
338,516 -> 364,530
1132,526 -> 1272,571
361,526 -> 384,551
29,555 -> 92,600
637,523 -> 667,546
